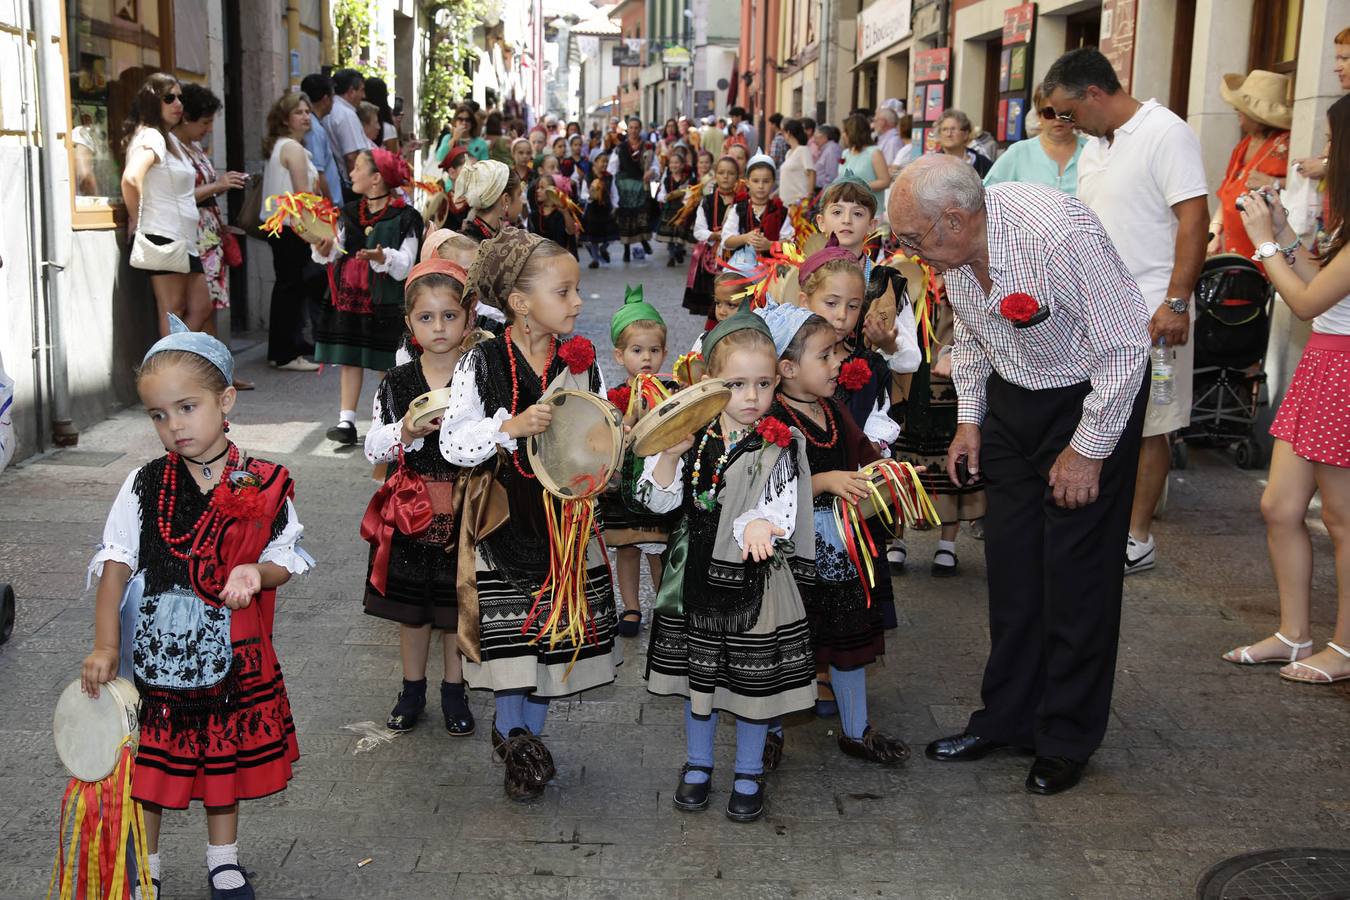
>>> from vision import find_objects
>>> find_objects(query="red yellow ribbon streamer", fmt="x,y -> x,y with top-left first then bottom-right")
261,192 -> 342,243
673,352 -> 704,387
833,461 -> 941,606
627,374 -> 672,418
48,739 -> 153,900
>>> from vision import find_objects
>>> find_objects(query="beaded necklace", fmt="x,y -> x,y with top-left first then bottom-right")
690,417 -> 751,510
156,443 -> 240,562
504,325 -> 557,478
778,394 -> 838,448
357,195 -> 390,235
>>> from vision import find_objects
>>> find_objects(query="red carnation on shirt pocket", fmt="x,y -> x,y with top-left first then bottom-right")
999,292 -> 1049,328
558,336 -> 596,373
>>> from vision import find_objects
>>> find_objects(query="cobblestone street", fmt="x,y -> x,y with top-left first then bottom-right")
1,250 -> 1346,899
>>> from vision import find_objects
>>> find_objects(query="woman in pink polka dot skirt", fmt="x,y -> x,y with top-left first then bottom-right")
1222,95 -> 1350,685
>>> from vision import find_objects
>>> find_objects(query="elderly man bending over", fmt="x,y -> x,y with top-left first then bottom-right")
888,155 -> 1150,795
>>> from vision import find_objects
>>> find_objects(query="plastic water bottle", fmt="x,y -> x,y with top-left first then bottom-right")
1150,340 -> 1174,406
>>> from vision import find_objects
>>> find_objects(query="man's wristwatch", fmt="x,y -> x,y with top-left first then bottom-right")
1164,296 -> 1189,314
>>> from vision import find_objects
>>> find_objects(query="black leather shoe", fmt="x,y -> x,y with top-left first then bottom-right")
326,421 -> 357,445
726,773 -> 766,823
1026,756 -> 1084,795
672,764 -> 713,811
440,681 -> 475,736
386,681 -> 427,732
762,732 -> 784,772
924,732 -> 1009,762
838,726 -> 910,766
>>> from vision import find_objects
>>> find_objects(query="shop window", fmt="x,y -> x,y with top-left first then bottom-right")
63,0 -> 195,228
1065,9 -> 1100,51
1249,0 -> 1302,80
793,86 -> 803,117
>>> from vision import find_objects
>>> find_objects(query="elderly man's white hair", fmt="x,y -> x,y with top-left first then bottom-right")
900,154 -> 985,214
875,107 -> 899,127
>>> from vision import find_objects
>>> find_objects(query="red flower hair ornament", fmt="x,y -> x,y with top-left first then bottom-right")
558,336 -> 596,374
837,358 -> 872,392
999,292 -> 1049,328
756,416 -> 792,448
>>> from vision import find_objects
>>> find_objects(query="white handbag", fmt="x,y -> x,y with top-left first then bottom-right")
128,184 -> 191,273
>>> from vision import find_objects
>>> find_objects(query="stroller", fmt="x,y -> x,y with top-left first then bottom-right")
1173,254 -> 1276,470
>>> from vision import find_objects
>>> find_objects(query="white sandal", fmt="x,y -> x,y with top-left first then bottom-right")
1222,631 -> 1312,666
1280,641 -> 1350,684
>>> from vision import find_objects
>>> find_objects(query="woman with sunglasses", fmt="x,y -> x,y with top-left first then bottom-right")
121,73 -> 210,337
983,84 -> 1089,196
435,103 -> 488,165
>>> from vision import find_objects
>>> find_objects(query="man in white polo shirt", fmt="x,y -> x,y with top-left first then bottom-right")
1044,48 -> 1209,576
325,68 -> 368,202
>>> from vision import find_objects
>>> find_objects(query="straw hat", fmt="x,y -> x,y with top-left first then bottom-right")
1220,70 -> 1292,131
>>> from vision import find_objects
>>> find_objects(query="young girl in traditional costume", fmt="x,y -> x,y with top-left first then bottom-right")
439,227 -> 619,802
603,287 -> 677,637
82,315 -> 312,900
721,154 -> 794,266
654,147 -> 693,267
683,156 -> 742,319
582,151 -> 617,269
313,147 -> 424,446
526,175 -> 580,258
363,259 -> 478,738
764,304 -> 910,770
634,305 -> 816,823
453,158 -> 524,245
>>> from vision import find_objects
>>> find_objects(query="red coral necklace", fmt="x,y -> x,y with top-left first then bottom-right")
358,194 -> 390,235
504,325 -> 557,479
156,444 -> 239,562
778,394 -> 837,448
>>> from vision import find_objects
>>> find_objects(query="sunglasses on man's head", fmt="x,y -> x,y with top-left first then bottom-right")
162,92 -> 182,104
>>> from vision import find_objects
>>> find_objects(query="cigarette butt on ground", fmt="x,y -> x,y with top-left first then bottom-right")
357,858 -> 373,868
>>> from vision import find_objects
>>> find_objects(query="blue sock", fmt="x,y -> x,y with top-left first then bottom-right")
830,665 -> 869,740
768,718 -> 783,737
494,692 -> 526,734
733,718 -> 768,793
684,701 -> 717,783
523,694 -> 549,735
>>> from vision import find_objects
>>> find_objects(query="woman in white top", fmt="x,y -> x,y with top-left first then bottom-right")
120,73 -> 206,336
1222,95 -> 1350,685
777,119 -> 816,208
260,92 -> 321,372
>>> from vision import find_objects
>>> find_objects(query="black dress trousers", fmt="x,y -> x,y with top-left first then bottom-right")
966,369 -> 1148,762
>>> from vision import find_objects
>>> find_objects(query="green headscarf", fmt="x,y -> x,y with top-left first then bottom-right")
609,284 -> 666,346
700,302 -> 773,362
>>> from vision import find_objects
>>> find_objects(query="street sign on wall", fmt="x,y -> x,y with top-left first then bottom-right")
856,0 -> 913,62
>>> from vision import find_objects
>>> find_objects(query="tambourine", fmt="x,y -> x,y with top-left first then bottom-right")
53,677 -> 140,782
629,379 -> 731,457
526,390 -> 625,500
834,460 -> 941,535
672,351 -> 706,388
408,387 -> 454,430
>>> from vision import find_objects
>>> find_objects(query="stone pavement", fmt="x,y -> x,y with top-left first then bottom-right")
1,248 -> 1346,899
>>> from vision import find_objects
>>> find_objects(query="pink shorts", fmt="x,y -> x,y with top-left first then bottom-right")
1270,332 -> 1350,468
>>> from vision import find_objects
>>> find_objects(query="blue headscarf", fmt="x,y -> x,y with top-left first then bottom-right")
754,300 -> 816,358
142,314 -> 235,384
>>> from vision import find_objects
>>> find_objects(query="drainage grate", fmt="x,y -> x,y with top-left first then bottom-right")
36,450 -> 125,467
1197,848 -> 1350,899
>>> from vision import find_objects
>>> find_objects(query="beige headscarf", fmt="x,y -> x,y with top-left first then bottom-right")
420,228 -> 459,263
465,226 -> 545,311
453,159 -> 511,211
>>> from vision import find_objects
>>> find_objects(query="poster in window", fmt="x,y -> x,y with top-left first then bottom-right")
924,83 -> 945,123
913,85 -> 926,118
912,127 -> 925,151
1007,98 -> 1025,142
999,48 -> 1011,93
1009,45 -> 1028,92
924,127 -> 939,153
997,99 -> 1008,142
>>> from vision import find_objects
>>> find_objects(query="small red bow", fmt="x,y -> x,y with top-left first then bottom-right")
359,460 -> 434,595
757,416 -> 791,448
999,292 -> 1040,324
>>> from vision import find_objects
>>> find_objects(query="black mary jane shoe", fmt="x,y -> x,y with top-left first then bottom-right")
725,774 -> 767,823
641,239 -> 653,255
208,863 -> 255,900
386,682 -> 427,732
931,548 -> 958,578
672,764 -> 714,811
616,609 -> 642,637
762,732 -> 784,772
837,726 -> 910,767
440,681 -> 475,737
924,732 -> 1011,763
1025,756 -> 1085,796
502,728 -> 557,803
326,421 -> 357,445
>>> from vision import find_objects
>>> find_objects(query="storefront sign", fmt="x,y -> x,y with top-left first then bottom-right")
856,0 -> 912,62
913,47 -> 949,83
662,46 -> 691,67
1099,0 -> 1137,93
1002,3 -> 1035,45
613,42 -> 644,67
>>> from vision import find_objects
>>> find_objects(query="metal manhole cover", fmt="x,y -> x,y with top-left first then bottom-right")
1197,848 -> 1350,899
